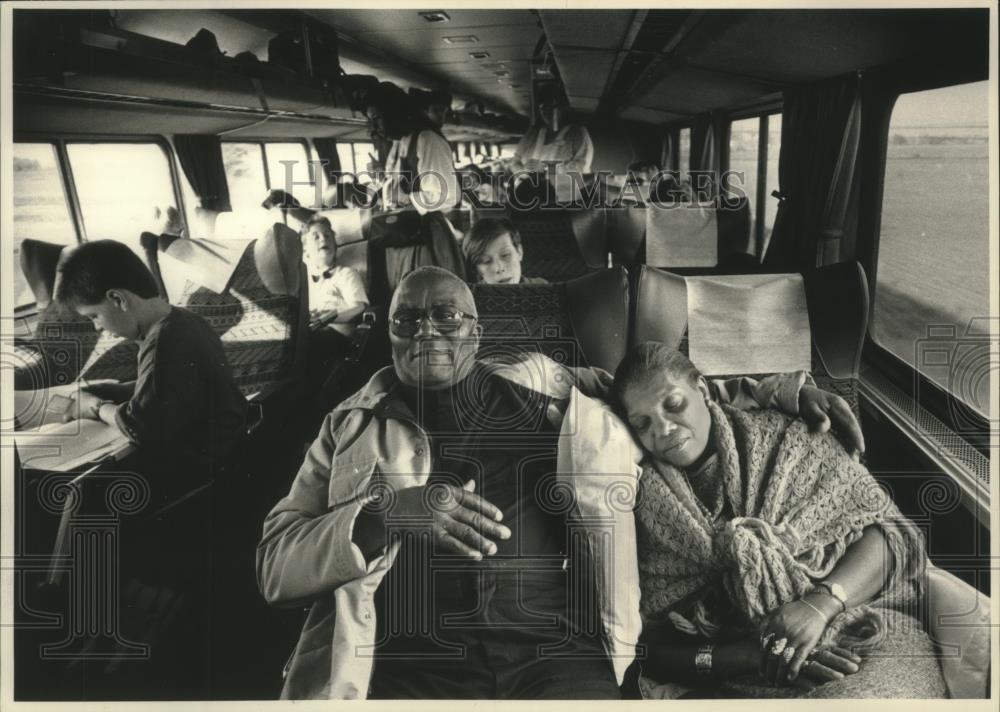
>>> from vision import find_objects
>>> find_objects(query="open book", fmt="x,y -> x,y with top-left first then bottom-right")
15,419 -> 132,472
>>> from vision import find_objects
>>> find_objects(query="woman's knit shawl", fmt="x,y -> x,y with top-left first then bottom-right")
636,401 -> 925,651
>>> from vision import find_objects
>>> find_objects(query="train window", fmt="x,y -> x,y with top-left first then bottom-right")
498,144 -> 516,159
13,143 -> 76,308
872,80 -> 990,416
67,143 -> 177,245
678,128 -> 691,177
222,142 -> 267,210
336,143 -> 356,177
728,117 -> 759,225
266,142 -> 315,206
352,142 -> 376,185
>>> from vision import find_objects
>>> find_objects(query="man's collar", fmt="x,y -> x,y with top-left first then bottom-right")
310,268 -> 333,283
333,362 -> 496,421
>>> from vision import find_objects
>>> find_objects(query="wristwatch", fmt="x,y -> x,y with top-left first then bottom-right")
813,581 -> 848,612
694,643 -> 714,678
91,399 -> 112,420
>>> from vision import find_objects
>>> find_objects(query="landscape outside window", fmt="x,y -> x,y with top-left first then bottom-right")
12,143 -> 76,308
872,80 -> 990,416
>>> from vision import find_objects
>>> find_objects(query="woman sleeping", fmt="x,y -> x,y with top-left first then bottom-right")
612,341 -> 947,698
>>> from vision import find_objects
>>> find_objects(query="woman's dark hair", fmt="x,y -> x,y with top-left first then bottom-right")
55,239 -> 159,306
362,81 -> 432,139
462,217 -> 521,266
612,341 -> 703,408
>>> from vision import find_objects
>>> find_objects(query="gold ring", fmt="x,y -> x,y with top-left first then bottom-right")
771,637 -> 788,655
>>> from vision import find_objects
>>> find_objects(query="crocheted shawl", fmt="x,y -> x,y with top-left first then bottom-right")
636,401 -> 926,651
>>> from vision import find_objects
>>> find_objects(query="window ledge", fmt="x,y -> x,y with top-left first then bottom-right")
859,367 -> 990,525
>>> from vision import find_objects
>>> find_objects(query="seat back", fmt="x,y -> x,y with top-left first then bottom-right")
158,224 -> 308,398
19,239 -> 67,309
505,207 -> 601,281
17,238 -> 163,387
606,206 -> 647,265
471,267 -> 629,374
633,262 -> 869,413
639,198 -> 754,270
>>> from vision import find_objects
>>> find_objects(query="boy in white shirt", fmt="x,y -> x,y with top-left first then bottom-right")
301,215 -> 368,340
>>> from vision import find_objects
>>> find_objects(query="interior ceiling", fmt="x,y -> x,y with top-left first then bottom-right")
114,8 -> 538,118
539,7 -> 989,121
24,8 -> 991,131
305,9 -> 538,117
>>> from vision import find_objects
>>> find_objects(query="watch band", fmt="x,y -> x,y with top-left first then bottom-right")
694,643 -> 714,677
814,581 -> 848,612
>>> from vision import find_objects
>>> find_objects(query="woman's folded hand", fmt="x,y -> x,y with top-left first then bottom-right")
790,646 -> 862,691
758,595 -> 838,685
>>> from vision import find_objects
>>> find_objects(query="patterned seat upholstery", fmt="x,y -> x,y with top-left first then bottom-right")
14,307 -> 138,389
506,209 -> 596,282
472,267 -> 630,374
162,225 -> 307,398
15,238 -> 154,390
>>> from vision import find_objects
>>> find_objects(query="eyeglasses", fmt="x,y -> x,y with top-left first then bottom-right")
390,305 -> 476,337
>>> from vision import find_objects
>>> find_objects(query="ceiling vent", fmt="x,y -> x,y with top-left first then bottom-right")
420,11 -> 450,23
469,51 -> 491,59
443,35 -> 479,45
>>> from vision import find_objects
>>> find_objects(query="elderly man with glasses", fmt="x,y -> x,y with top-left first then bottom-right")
257,266 -> 865,700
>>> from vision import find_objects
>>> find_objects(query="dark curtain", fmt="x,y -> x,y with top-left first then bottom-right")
763,73 -> 862,271
662,128 -> 679,172
174,134 -> 231,213
312,137 -> 343,185
689,114 -> 716,172
689,113 -> 722,199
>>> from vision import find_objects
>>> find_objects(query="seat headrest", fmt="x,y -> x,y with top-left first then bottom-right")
568,208 -> 608,268
254,223 -> 303,296
313,208 -> 372,245
642,199 -> 753,269
214,207 -> 282,240
685,273 -> 811,376
802,261 -> 869,379
564,267 -> 630,372
645,203 -> 719,268
159,237 -> 253,298
19,239 -> 67,308
634,263 -> 869,381
607,206 -> 646,265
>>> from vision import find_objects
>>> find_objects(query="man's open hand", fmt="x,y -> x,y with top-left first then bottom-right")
798,385 -> 865,458
390,480 -> 510,559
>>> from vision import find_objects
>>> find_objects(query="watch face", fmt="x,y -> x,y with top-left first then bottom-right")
830,583 -> 847,602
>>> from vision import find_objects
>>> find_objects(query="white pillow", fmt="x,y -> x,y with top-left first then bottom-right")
557,386 -> 643,686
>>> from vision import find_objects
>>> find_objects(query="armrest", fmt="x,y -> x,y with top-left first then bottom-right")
344,309 -> 377,365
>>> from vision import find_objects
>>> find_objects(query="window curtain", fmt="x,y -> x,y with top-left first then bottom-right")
174,134 -> 231,213
689,112 -> 723,199
689,113 -> 716,172
763,72 -> 862,271
662,128 -> 679,172
312,137 -> 343,186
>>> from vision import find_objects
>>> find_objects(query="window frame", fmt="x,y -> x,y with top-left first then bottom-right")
721,108 -> 783,258
220,138 -> 318,200
857,75 -> 991,453
11,134 -> 186,313
65,138 -> 186,243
